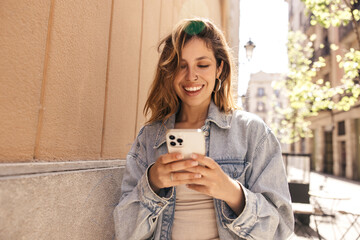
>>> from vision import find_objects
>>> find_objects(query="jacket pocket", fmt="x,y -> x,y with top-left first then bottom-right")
216,159 -> 250,185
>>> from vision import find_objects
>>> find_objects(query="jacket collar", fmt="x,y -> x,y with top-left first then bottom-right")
205,100 -> 232,130
153,100 -> 232,149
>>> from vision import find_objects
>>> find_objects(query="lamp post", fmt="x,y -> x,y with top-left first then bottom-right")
240,39 -> 256,110
244,39 -> 256,61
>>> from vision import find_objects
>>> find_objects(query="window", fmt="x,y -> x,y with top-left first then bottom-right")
256,101 -> 266,112
338,121 -> 345,136
257,87 -> 265,97
274,89 -> 280,98
340,141 -> 346,177
300,137 -> 306,153
324,73 -> 330,84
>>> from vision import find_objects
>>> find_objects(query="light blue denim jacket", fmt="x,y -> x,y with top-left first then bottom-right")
114,101 -> 294,239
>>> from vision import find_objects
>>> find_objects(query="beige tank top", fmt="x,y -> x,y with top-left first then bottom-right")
171,184 -> 219,240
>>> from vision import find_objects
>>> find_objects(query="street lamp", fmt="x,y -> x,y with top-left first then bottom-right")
240,39 -> 256,110
244,39 -> 256,61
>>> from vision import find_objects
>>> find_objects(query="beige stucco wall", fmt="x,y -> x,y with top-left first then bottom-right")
0,0 -> 51,161
0,0 -> 240,163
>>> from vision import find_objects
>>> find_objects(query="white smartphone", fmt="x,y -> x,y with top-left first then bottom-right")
166,129 -> 206,159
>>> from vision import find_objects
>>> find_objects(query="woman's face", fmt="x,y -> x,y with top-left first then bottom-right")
173,38 -> 223,110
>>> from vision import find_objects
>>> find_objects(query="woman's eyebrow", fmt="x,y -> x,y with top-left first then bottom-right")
180,56 -> 213,61
196,56 -> 212,60
196,56 -> 213,61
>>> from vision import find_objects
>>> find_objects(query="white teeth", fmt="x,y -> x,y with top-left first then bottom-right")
184,86 -> 202,92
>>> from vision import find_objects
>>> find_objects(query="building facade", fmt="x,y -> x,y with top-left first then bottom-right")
0,0 -> 240,238
245,71 -> 290,152
287,0 -> 360,180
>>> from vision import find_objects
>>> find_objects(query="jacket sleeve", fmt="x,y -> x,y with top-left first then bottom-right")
220,123 -> 294,239
113,128 -> 173,240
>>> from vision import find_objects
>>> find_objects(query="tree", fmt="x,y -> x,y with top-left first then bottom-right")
272,0 -> 360,144
303,0 -> 360,45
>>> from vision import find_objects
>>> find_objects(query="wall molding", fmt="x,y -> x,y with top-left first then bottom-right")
0,159 -> 126,178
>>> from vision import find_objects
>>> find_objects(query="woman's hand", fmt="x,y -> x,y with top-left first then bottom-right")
185,154 -> 245,216
148,153 -> 245,215
148,153 -> 202,194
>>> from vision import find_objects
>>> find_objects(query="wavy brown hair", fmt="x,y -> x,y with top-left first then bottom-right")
144,18 -> 237,124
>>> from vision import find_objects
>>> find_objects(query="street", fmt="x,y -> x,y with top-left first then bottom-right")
290,171 -> 360,240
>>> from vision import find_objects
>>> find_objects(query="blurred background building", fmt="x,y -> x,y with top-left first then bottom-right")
0,0 -> 240,239
244,71 -> 290,152
287,0 -> 360,180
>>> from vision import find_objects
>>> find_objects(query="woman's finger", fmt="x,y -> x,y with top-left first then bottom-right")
158,152 -> 184,164
185,165 -> 211,176
190,154 -> 218,169
165,159 -> 199,173
170,172 -> 202,182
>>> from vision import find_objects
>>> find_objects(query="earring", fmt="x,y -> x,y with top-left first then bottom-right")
213,78 -> 221,92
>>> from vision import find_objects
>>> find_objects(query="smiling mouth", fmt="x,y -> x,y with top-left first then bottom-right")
184,85 -> 204,92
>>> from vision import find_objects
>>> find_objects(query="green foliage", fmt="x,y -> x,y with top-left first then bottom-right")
272,31 -> 360,144
301,0 -> 359,28
270,0 -> 360,144
337,48 -> 360,110
272,31 -> 324,143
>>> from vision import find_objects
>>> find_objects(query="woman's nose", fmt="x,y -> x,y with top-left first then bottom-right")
187,67 -> 198,81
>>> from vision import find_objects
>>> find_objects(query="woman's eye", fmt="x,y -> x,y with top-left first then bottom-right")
198,65 -> 209,68
180,65 -> 187,69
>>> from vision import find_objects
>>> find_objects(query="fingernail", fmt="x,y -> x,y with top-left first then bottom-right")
191,161 -> 198,166
191,153 -> 198,159
194,174 -> 202,178
177,154 -> 183,159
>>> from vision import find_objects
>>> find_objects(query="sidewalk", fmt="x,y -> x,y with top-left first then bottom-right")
290,171 -> 360,240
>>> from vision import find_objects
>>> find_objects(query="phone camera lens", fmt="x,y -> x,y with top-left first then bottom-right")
177,138 -> 183,145
170,141 -> 176,146
169,135 -> 175,140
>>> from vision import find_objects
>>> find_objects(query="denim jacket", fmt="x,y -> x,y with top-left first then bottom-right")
114,101 -> 294,240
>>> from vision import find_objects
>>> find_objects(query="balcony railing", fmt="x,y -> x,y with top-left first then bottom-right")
283,153 -> 311,184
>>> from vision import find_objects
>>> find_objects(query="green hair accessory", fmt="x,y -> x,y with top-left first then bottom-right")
184,21 -> 205,35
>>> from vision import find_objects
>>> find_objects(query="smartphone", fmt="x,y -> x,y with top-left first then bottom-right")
166,129 -> 206,159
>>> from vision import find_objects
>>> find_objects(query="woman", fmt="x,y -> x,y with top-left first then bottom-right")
114,18 -> 294,240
